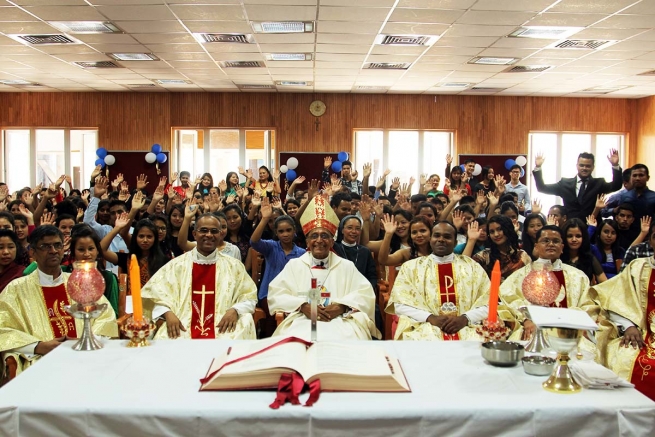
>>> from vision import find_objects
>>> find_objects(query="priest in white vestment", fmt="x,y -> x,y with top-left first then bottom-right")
268,195 -> 379,341
142,213 -> 257,340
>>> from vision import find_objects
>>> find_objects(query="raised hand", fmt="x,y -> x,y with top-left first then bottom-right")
373,201 -> 384,217
446,154 -> 452,165
363,163 -> 372,178
208,193 -> 222,212
152,185 -> 165,202
111,173 -> 124,190
238,166 -> 245,176
260,197 -> 272,219
272,196 -> 282,209
76,208 -> 84,221
547,214 -> 559,227
18,203 -> 33,219
308,179 -> 319,198
41,212 -> 55,226
218,179 -> 227,193
467,219 -> 481,240
33,183 -> 43,194
185,203 -> 198,219
114,212 -> 131,229
475,190 -> 486,206
376,175 -> 386,189
136,174 -> 148,190
294,175 -> 306,185
195,174 -> 203,185
235,186 -> 245,198
381,213 -> 398,234
452,209 -> 464,230
586,214 -> 597,228
512,218 -> 520,233
167,186 -> 176,198
360,197 -> 372,221
273,169 -> 281,180
531,198 -> 542,215
322,182 -> 333,197
185,186 -> 194,200
409,176 -> 416,186
595,194 -> 607,209
24,192 -> 33,206
607,148 -> 620,167
330,173 -> 339,183
420,174 -> 428,186
400,183 -> 409,196
391,177 -> 400,191
172,171 -> 179,182
90,165 -> 102,181
55,175 -> 66,189
64,175 -> 73,188
494,175 -> 506,190
93,176 -> 109,198
535,152 -> 545,167
251,190 -> 261,206
158,176 -> 167,188
225,194 -> 236,205
450,188 -> 464,204
118,186 -> 130,202
331,177 -> 342,193
324,156 -> 332,168
641,216 -> 652,234
131,191 -> 146,211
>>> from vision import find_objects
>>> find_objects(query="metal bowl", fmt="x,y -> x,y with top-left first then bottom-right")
522,355 -> 556,376
481,341 -> 525,367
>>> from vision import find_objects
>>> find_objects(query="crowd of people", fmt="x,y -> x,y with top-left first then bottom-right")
1,150 -> 655,400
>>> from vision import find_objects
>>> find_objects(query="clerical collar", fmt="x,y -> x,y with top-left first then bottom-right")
341,241 -> 357,247
536,258 -> 562,270
429,253 -> 454,264
193,248 -> 219,265
311,255 -> 329,268
38,268 -> 64,286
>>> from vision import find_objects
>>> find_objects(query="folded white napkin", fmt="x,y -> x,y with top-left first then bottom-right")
570,360 -> 633,389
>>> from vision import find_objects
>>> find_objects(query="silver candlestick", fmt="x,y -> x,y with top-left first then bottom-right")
64,303 -> 108,351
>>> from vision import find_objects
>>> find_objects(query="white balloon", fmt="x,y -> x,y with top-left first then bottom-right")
279,165 -> 289,173
472,163 -> 482,176
104,154 -> 116,166
286,157 -> 299,170
145,152 -> 157,164
515,155 -> 527,167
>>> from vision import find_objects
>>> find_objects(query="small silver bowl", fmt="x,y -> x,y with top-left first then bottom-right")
521,355 -> 556,376
481,341 -> 525,367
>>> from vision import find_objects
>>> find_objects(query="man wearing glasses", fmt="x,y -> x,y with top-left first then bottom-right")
499,225 -> 608,362
0,226 -> 117,382
268,195 -> 379,341
505,164 -> 530,214
142,213 -> 257,340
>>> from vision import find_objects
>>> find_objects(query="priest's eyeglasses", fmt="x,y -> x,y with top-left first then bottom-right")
196,228 -> 220,235
307,232 -> 332,241
35,242 -> 64,251
537,238 -> 562,246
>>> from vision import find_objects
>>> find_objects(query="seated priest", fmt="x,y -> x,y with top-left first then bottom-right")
386,221 -> 491,341
590,220 -> 655,401
267,195 -> 379,341
142,213 -> 257,340
499,225 -> 608,362
0,226 -> 118,382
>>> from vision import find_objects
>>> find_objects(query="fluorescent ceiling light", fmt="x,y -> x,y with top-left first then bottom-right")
581,86 -> 628,93
252,21 -> 314,33
469,57 -> 519,65
0,79 -> 32,85
437,82 -> 471,88
154,79 -> 193,85
108,53 -> 159,61
509,26 -> 583,39
266,53 -> 311,61
276,81 -> 312,86
48,21 -> 121,34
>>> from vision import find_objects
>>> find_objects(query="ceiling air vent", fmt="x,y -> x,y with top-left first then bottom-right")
239,84 -> 275,89
553,39 -> 616,50
470,87 -> 506,92
74,61 -> 122,68
506,65 -> 552,73
194,33 -> 253,44
220,61 -> 264,68
365,62 -> 411,70
375,34 -> 438,46
12,34 -> 79,45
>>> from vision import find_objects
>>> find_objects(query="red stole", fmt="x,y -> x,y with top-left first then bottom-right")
190,263 -> 217,339
41,284 -> 78,338
550,270 -> 568,308
436,263 -> 459,341
630,269 -> 655,401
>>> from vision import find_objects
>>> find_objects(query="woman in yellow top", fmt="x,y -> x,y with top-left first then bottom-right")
246,166 -> 281,198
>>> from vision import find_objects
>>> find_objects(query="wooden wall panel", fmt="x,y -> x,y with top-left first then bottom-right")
636,96 -> 655,172
0,92 -> 639,162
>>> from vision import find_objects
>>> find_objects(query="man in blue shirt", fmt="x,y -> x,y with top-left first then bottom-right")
608,164 -> 655,229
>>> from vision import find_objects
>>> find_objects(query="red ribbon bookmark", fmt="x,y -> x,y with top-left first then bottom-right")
269,373 -> 322,409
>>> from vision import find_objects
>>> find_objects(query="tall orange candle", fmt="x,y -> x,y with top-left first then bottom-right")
129,255 -> 143,323
488,260 -> 501,323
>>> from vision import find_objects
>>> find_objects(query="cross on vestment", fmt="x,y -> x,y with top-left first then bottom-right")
193,285 -> 215,336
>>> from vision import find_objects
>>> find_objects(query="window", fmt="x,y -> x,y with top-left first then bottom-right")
528,132 -> 625,214
354,130 -> 454,194
173,129 -> 275,184
1,128 -> 98,192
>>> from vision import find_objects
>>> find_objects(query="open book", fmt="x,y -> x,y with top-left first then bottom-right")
528,306 -> 598,331
200,336 -> 410,393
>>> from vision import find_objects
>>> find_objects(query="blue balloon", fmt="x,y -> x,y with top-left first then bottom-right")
96,147 -> 108,159
156,152 -> 167,164
331,161 -> 343,173
94,158 -> 105,168
460,164 -> 466,172
520,167 -> 525,178
286,169 -> 297,182
505,159 -> 516,170
337,151 -> 348,162
151,143 -> 162,154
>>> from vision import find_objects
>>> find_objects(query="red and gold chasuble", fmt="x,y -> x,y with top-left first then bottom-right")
630,269 -> 655,400
41,284 -> 78,338
550,270 -> 568,309
190,263 -> 217,339
436,263 -> 459,341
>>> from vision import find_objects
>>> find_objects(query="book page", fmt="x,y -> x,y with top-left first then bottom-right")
528,306 -> 598,330
303,342 -> 392,381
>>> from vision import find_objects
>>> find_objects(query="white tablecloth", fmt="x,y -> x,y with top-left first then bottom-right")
1,339 -> 653,437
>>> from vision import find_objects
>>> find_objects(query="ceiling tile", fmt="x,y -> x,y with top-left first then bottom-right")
245,5 -> 317,21
370,45 -> 426,55
316,44 -> 371,53
14,1 -> 88,4
607,1 -> 655,15
144,43 -> 204,53
491,37 -> 554,49
0,6 -> 40,21
549,0 -> 639,14
456,11 -> 536,26
74,34 -> 141,44
365,54 -> 420,62
426,46 -> 482,56
90,43 -> 151,52
380,22 -> 449,35
96,6 -> 176,21
322,0 -> 395,5
320,7 -> 391,22
0,21 -> 58,33
132,33 -> 197,44
254,34 -> 315,44
471,0 -> 553,12
587,50 -> 648,60
169,5 -> 245,20
316,33 -> 375,45
203,43 -> 261,53
526,13 -> 609,27
36,45 -> 99,55
389,8 -> 465,24
208,52 -> 262,61
266,61 -> 313,69
315,52 -> 366,61
114,20 -> 188,33
435,36 -> 500,47
315,60 -> 362,69
242,0 -> 316,4
595,14 -> 655,29
572,27 -> 647,40
259,43 -> 314,52
23,5 -> 107,20
155,52 -> 212,61
183,20 -> 252,33
317,21 -> 381,34
445,24 -> 516,37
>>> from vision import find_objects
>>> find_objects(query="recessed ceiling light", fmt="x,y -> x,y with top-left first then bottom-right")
0,79 -> 32,85
107,53 -> 159,61
154,79 -> 193,85
252,21 -> 314,33
48,21 -> 121,34
509,26 -> 583,40
276,81 -> 312,86
355,85 -> 388,90
265,53 -> 311,61
469,57 -> 519,65
437,82 -> 471,88
581,86 -> 628,93
239,84 -> 275,89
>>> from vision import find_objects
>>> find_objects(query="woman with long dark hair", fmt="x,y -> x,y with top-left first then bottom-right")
224,171 -> 242,198
592,219 -> 625,279
472,166 -> 496,195
366,209 -> 414,257
195,173 -> 214,196
250,165 -> 281,198
562,218 -> 607,284
167,204 -> 185,257
522,213 -> 546,261
0,230 -> 24,293
472,215 -> 531,281
223,203 -> 254,269
376,215 -> 432,266
443,166 -> 471,196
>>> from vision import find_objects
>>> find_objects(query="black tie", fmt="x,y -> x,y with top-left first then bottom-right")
578,178 -> 588,202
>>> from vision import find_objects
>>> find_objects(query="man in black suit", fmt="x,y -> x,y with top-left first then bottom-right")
532,149 -> 622,221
